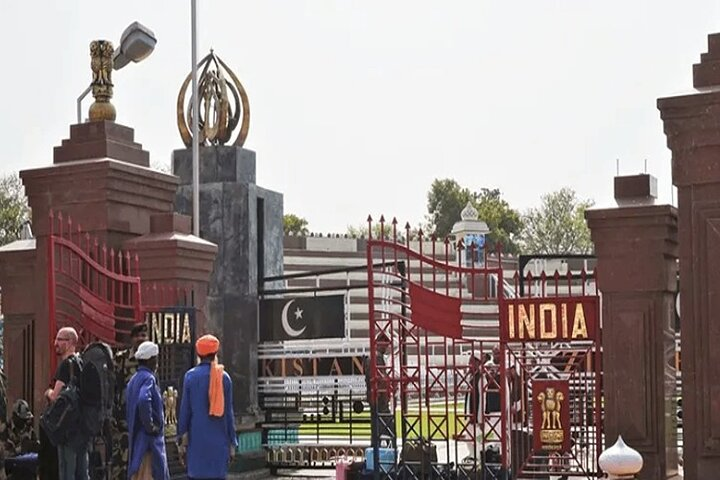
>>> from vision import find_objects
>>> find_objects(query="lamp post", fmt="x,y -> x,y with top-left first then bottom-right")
76,21 -> 157,123
191,0 -> 200,236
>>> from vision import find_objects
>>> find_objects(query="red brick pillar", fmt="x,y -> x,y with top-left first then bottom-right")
12,120 -> 177,416
585,175 -> 679,480
0,243 -> 38,411
658,32 -> 720,480
124,213 -> 217,334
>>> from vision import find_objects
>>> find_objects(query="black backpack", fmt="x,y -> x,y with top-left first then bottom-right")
78,342 -> 115,437
40,343 -> 115,446
40,354 -> 83,446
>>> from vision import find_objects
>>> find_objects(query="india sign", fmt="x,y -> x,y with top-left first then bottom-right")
500,296 -> 599,342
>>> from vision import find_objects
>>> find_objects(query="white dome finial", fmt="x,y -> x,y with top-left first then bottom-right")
598,435 -> 643,479
460,201 -> 478,221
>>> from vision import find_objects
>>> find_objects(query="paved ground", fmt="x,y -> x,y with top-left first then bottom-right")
273,469 -> 335,478
228,468 -> 334,479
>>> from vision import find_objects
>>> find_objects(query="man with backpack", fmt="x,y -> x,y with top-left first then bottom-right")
125,341 -> 169,480
44,327 -> 89,480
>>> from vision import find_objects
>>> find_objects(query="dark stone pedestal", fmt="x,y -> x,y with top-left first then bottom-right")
173,146 -> 284,419
658,32 -> 720,480
586,204 -> 679,480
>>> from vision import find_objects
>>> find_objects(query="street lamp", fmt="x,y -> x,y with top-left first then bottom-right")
76,21 -> 157,123
113,22 -> 157,70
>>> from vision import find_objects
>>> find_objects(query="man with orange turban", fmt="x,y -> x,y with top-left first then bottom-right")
177,335 -> 237,479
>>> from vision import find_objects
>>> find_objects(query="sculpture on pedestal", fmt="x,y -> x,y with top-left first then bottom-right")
176,51 -> 250,148
89,40 -> 116,121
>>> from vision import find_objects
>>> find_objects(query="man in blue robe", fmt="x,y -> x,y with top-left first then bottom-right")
177,335 -> 237,480
125,341 -> 169,480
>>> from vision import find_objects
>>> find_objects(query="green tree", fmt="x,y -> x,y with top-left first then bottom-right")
346,223 -> 385,239
0,173 -> 29,246
426,179 -> 472,239
520,187 -> 594,254
425,179 -> 522,253
283,214 -> 309,236
474,188 -> 523,254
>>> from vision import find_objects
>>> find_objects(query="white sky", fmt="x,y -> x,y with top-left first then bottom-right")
1,1 -> 718,233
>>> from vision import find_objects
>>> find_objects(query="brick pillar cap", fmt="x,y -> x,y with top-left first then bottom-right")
150,213 -> 191,235
693,32 -> 720,88
614,174 -> 657,207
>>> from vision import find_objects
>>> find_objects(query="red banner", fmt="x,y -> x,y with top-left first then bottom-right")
500,296 -> 598,342
409,282 -> 462,338
532,380 -> 571,453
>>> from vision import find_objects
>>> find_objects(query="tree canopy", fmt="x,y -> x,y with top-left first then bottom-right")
519,187 -> 594,255
425,179 -> 522,253
283,214 -> 309,236
346,222 -> 388,239
0,174 -> 29,246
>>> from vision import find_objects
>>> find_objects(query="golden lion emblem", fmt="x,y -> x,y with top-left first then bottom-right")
537,387 -> 564,430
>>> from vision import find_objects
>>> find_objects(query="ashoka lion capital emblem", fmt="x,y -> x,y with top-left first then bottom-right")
537,386 -> 565,448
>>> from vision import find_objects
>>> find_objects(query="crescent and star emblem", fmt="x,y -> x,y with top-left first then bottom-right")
281,299 -> 307,337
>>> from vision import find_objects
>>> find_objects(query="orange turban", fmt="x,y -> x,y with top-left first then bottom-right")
195,334 -> 224,417
196,335 -> 220,357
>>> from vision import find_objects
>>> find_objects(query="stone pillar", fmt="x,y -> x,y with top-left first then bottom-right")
173,146 -> 284,421
657,32 -> 720,480
124,212 -> 218,333
586,174 -> 678,480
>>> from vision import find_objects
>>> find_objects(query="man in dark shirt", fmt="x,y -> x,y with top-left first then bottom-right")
465,351 -> 485,426
45,327 -> 88,480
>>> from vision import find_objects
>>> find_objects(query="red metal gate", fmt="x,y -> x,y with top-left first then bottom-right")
366,217 -> 603,479
46,211 -> 197,371
499,272 -> 602,478
47,210 -> 142,371
366,217 -> 509,479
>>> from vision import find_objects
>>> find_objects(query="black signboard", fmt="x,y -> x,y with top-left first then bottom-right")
260,295 -> 345,341
143,307 -> 196,404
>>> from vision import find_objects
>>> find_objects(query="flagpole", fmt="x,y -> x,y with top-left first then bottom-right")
191,0 -> 200,236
